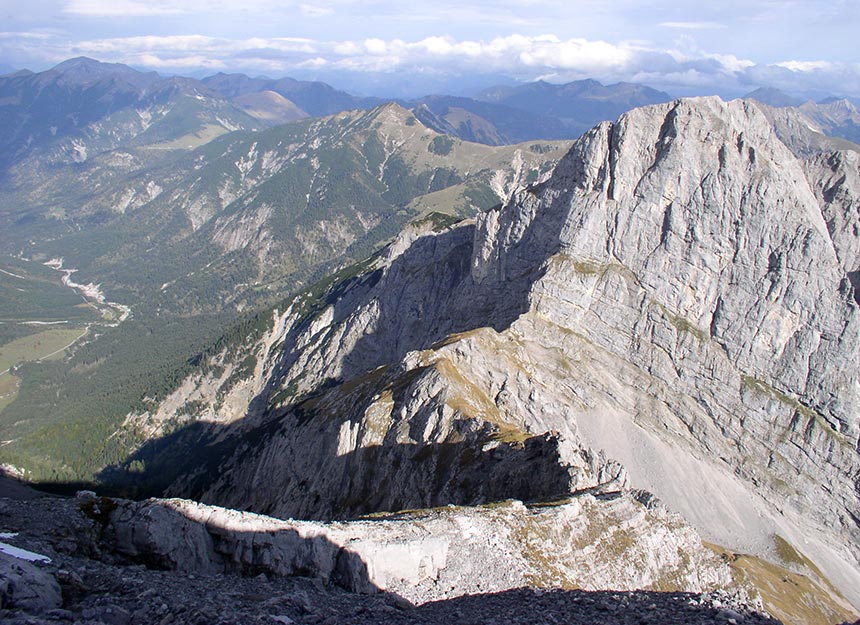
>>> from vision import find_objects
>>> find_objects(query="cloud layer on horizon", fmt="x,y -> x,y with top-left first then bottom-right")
1,29 -> 858,99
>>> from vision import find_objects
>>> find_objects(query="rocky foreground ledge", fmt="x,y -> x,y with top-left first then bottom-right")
0,485 -> 793,625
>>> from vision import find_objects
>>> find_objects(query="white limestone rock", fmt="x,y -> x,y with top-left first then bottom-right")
152,97 -> 860,606
100,495 -> 732,604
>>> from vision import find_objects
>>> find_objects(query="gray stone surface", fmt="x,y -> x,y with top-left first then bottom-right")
0,494 -> 783,625
0,552 -> 61,613
99,494 -> 733,603
136,97 -> 860,607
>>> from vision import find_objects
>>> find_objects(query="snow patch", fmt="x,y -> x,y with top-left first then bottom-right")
0,540 -> 51,563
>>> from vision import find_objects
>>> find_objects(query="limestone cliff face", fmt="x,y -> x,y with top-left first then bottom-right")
143,97 -> 859,605
804,149 -> 860,299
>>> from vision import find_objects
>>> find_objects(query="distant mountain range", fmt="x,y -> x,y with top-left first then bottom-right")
745,87 -> 860,144
6,57 -> 860,167
0,57 -> 674,170
478,78 -> 672,135
0,57 -> 261,173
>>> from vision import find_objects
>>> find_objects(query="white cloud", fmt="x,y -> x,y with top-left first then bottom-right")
660,21 -> 727,30
135,54 -> 226,69
0,31 -> 54,40
63,0 -> 187,16
518,38 -> 635,73
5,28 -> 860,98
774,60 -> 833,72
708,53 -> 756,74
299,4 -> 334,17
363,38 -> 388,55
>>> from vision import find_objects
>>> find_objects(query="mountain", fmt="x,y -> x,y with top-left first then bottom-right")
201,72 -> 384,117
752,101 -> 860,157
799,98 -> 860,142
478,78 -> 672,135
3,59 -> 859,621
1,102 -> 569,311
202,73 -> 574,146
411,95 -> 573,145
48,56 -> 160,89
201,72 -> 669,146
232,89 -> 308,124
0,102 -> 570,482
0,57 -> 262,174
93,98 -> 860,617
743,87 -> 804,108
745,89 -> 860,145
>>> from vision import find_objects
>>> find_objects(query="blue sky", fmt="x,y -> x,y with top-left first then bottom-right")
1,0 -> 858,98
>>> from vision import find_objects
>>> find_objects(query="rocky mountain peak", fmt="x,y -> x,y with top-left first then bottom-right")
476,97 -> 856,430
98,96 -> 860,611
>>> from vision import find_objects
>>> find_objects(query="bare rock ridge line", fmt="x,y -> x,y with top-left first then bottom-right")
117,97 -> 860,608
0,490 -> 788,625
96,494 -> 732,603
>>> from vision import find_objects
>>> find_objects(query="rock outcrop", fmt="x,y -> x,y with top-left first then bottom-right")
0,490 -> 791,625
126,97 -> 860,608
98,493 -> 732,603
0,553 -> 61,613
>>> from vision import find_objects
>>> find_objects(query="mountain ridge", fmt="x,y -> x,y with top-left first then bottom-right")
101,96 -> 860,610
0,101 -> 571,482
2,59 -> 860,620
477,78 -> 672,135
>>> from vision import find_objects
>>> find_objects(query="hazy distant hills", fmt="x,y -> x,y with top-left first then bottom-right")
0,57 -> 261,173
743,87 -> 805,108
745,87 -> 860,143
5,57 -> 860,157
478,78 -> 673,135
410,95 -> 572,145
200,73 -> 675,145
231,90 -> 309,125
0,57 -> 678,173
201,72 -> 384,117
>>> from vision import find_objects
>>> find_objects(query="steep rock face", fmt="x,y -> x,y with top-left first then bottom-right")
804,150 -> 860,299
188,356 -> 625,520
469,98 -> 860,601
479,98 -> 856,431
145,98 -> 860,605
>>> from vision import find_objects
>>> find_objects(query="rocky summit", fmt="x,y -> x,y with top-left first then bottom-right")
94,96 -> 860,622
